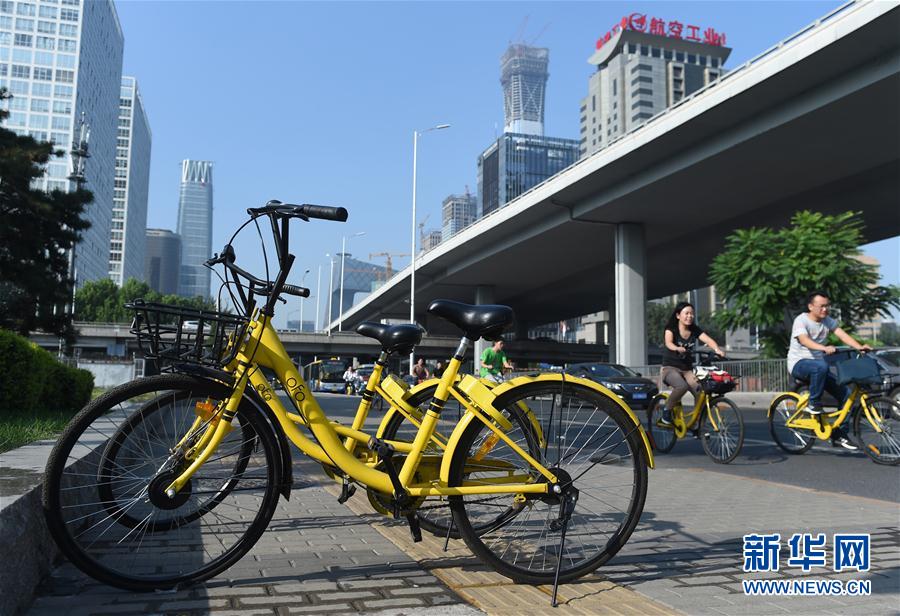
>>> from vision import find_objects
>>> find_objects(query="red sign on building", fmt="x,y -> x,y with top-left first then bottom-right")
596,13 -> 726,49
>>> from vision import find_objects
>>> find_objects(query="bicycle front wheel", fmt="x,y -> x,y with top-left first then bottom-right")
448,381 -> 648,584
646,394 -> 676,453
854,396 -> 900,465
769,393 -> 815,454
43,374 -> 282,591
699,397 -> 744,464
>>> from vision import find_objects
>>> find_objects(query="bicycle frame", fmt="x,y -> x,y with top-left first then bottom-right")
665,390 -> 720,439
163,311 -> 586,500
769,385 -> 883,440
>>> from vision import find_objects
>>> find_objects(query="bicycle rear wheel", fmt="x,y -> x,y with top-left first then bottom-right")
769,393 -> 815,454
646,394 -> 677,453
854,396 -> 900,465
699,397 -> 744,464
43,374 -> 281,591
448,381 -> 648,584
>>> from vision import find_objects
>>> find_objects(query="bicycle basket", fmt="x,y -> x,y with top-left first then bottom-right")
699,369 -> 736,394
835,356 -> 882,387
127,300 -> 249,368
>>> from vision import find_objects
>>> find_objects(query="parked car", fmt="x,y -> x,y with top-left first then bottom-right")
871,347 -> 900,405
564,362 -> 658,410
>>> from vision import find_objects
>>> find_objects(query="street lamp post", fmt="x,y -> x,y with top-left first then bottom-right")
339,231 -> 365,332
409,123 -> 450,373
326,253 -> 334,335
315,264 -> 322,332
298,269 -> 310,331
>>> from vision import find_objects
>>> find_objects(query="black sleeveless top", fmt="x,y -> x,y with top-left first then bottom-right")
662,324 -> 704,370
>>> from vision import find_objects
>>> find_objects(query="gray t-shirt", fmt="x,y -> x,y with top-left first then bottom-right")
787,313 -> 838,373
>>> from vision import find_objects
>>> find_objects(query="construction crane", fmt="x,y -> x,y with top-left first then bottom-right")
369,252 -> 409,281
418,214 -> 431,249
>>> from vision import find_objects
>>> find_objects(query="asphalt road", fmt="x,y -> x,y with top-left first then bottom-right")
299,392 -> 899,504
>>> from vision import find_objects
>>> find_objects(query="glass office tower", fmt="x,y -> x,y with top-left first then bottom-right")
176,159 -> 213,298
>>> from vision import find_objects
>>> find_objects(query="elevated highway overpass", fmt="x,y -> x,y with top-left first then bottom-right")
334,1 -> 900,366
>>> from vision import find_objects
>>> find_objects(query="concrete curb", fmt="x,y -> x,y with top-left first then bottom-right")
0,439 -> 61,616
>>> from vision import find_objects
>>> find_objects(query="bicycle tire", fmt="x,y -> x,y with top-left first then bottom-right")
448,381 -> 648,584
699,397 -> 744,464
768,393 -> 815,454
854,396 -> 900,466
646,394 -> 677,453
96,390 -> 256,530
43,374 -> 282,591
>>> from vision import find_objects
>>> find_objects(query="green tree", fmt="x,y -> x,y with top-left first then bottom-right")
0,88 -> 93,337
709,210 -> 900,357
75,277 -> 216,323
646,300 -> 673,347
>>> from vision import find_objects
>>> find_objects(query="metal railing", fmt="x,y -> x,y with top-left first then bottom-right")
630,359 -> 791,393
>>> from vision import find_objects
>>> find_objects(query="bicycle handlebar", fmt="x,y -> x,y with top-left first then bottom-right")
247,200 -> 348,222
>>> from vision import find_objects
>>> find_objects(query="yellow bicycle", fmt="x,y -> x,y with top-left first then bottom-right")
768,360 -> 900,465
43,201 -> 653,603
646,354 -> 744,464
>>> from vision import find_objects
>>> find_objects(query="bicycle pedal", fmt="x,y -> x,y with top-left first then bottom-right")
337,480 -> 356,504
368,437 -> 394,459
406,512 -> 423,542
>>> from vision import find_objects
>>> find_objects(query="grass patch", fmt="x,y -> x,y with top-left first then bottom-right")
0,408 -> 77,453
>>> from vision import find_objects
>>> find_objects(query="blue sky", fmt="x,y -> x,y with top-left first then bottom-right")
114,1 -> 898,325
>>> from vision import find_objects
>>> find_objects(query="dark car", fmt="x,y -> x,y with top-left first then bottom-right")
565,362 -> 658,409
871,347 -> 900,405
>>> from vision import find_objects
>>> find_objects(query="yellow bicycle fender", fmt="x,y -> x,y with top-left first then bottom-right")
439,373 -> 654,483
766,392 -> 804,417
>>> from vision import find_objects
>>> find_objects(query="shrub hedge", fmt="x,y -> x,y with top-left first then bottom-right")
0,329 -> 93,414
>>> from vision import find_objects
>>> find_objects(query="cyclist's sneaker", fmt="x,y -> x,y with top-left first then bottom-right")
805,404 -> 825,415
831,433 -> 858,451
659,408 -> 673,426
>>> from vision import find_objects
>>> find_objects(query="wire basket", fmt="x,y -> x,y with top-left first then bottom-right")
127,300 -> 249,368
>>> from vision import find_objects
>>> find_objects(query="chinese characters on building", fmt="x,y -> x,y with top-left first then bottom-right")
595,13 -> 727,49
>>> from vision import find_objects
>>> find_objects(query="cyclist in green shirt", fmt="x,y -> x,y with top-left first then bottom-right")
480,339 -> 514,383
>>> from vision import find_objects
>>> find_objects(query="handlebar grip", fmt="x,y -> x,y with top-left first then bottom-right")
281,284 -> 310,298
297,204 -> 348,222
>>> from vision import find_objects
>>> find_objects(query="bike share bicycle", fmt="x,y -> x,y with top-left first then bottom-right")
42,200 -> 654,606
646,351 -> 745,463
769,351 -> 900,465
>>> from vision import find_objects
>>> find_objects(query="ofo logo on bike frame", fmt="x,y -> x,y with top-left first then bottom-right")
741,533 -> 871,596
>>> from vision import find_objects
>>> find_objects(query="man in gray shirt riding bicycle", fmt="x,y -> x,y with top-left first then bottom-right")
787,290 -> 871,450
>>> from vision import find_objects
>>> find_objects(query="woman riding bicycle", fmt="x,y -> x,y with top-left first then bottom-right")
659,301 -> 725,426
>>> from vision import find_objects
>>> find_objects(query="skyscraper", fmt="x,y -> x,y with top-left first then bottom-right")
500,44 -> 549,136
441,191 -> 476,240
0,0 -> 125,287
477,133 -> 580,217
580,13 -> 731,157
109,76 -> 150,285
144,228 -> 180,295
477,43 -> 579,217
176,160 -> 213,298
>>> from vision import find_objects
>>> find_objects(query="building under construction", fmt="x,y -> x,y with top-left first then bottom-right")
500,44 -> 550,136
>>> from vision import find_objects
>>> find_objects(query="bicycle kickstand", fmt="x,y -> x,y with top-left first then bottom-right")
549,487 -> 579,608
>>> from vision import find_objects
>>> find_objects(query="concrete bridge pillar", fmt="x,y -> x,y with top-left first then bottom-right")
473,285 -> 495,374
614,223 -> 647,367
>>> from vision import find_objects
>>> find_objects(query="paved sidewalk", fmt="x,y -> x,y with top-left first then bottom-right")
27,457 -> 479,616
605,467 -> 900,615
24,440 -> 900,615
